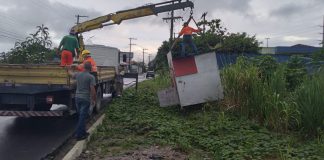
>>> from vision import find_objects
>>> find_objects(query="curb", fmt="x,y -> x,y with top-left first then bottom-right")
62,114 -> 105,160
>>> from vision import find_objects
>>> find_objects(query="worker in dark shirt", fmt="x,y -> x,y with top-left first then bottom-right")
58,30 -> 79,66
68,62 -> 96,141
178,22 -> 201,57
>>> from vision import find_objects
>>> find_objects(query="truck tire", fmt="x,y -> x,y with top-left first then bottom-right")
94,87 -> 102,113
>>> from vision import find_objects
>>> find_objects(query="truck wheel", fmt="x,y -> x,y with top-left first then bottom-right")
94,87 -> 102,113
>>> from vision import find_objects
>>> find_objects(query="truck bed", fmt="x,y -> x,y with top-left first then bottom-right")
0,64 -> 117,114
0,64 -> 116,87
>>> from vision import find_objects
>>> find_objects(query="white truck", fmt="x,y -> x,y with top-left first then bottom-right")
85,45 -> 120,68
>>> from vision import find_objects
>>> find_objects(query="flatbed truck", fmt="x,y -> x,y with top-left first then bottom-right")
0,64 -> 116,117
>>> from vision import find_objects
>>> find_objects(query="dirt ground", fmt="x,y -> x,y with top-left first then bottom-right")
78,146 -> 188,160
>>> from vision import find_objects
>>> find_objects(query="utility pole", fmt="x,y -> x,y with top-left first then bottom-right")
142,48 -> 148,73
321,16 -> 324,48
265,38 -> 270,48
128,38 -> 136,72
148,54 -> 151,64
75,15 -> 88,58
163,2 -> 183,43
201,12 -> 208,34
148,54 -> 152,70
75,15 -> 88,24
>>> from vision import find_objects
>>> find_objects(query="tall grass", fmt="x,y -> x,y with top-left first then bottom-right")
295,72 -> 324,135
222,57 -> 299,131
221,57 -> 259,115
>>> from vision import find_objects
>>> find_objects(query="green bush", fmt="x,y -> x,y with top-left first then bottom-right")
253,56 -> 278,81
286,56 -> 307,91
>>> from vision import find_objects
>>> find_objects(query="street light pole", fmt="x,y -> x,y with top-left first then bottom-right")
128,37 -> 136,72
142,48 -> 148,73
265,37 -> 270,48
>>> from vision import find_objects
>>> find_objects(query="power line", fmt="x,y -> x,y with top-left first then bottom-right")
267,26 -> 318,38
270,30 -> 318,39
0,12 -> 36,27
0,31 -> 24,41
0,29 -> 25,39
0,34 -> 23,41
30,0 -> 73,20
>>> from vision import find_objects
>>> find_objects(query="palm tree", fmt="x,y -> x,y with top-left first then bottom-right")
36,24 -> 51,47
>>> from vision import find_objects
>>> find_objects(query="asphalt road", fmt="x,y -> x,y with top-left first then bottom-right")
0,74 -> 146,160
0,117 -> 76,160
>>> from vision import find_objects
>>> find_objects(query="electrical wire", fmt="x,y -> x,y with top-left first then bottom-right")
0,34 -> 23,41
0,30 -> 24,39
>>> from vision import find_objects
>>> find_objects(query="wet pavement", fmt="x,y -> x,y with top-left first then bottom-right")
0,74 -> 147,160
0,116 -> 76,160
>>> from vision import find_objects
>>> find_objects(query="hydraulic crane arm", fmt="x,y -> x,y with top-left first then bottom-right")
71,0 -> 194,34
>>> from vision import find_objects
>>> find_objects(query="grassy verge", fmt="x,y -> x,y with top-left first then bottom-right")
84,76 -> 323,160
221,56 -> 324,135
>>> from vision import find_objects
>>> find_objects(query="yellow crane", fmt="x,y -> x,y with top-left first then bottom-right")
70,0 -> 194,52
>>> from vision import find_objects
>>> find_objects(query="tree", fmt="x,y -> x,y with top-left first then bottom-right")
153,41 -> 170,72
6,24 -> 55,64
34,24 -> 52,47
312,49 -> 324,61
152,18 -> 260,71
0,52 -> 6,63
220,32 -> 259,53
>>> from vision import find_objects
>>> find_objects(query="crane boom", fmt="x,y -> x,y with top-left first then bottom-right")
70,0 -> 194,53
71,0 -> 194,34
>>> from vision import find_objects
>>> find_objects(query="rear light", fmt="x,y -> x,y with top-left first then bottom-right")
46,96 -> 54,104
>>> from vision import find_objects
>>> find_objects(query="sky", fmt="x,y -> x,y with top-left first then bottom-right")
0,0 -> 323,62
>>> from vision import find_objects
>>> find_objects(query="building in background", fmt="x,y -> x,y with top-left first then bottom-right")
260,44 -> 321,55
259,47 -> 276,54
85,45 -> 120,67
119,51 -> 134,64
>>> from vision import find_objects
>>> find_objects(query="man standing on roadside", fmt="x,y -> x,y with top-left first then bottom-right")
68,62 -> 96,141
58,30 -> 79,66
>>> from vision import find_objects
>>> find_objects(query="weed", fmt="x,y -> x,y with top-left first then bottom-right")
84,77 -> 323,160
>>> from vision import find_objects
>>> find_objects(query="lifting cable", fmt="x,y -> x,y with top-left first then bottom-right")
170,9 -> 221,51
188,9 -> 222,51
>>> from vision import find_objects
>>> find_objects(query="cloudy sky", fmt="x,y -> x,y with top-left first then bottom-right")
0,0 -> 323,62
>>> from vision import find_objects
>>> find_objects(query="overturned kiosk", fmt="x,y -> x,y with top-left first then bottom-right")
158,51 -> 224,107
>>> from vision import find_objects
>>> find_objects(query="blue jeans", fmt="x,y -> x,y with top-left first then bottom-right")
181,35 -> 198,56
75,98 -> 90,138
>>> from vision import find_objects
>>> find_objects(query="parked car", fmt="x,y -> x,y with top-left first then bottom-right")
146,71 -> 155,78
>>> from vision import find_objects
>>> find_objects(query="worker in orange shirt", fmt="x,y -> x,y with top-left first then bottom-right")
77,50 -> 97,73
178,22 -> 202,57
